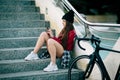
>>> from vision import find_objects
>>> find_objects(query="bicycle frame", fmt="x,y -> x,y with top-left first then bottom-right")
74,35 -> 120,80
86,45 -> 120,80
84,47 -> 111,80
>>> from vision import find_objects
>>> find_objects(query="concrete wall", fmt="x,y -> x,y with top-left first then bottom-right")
35,0 -> 64,36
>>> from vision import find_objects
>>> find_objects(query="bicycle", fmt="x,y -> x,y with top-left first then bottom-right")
68,35 -> 120,80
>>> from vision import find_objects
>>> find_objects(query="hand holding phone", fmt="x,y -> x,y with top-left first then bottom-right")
46,27 -> 53,37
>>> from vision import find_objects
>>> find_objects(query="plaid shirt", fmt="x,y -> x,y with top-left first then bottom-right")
61,50 -> 71,68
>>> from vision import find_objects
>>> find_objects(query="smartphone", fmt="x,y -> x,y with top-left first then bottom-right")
46,27 -> 50,30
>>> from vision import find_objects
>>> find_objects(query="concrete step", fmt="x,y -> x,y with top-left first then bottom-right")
0,59 -> 61,74
0,47 -> 46,60
0,0 -> 35,5
0,37 -> 38,49
0,27 -> 46,38
0,5 -> 40,12
0,69 -> 81,80
0,12 -> 44,20
0,0 -> 35,1
0,20 -> 50,29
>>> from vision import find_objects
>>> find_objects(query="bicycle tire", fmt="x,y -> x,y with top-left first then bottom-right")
68,55 -> 104,80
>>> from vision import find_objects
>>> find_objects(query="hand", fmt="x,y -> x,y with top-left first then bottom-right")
46,29 -> 54,37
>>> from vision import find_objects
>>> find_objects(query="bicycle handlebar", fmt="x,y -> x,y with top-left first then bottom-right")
76,35 -> 120,53
75,35 -> 101,50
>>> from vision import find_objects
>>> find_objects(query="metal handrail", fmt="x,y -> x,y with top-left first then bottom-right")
61,0 -> 120,48
62,0 -> 120,28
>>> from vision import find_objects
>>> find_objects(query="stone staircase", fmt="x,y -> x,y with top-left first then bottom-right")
0,0 -> 80,80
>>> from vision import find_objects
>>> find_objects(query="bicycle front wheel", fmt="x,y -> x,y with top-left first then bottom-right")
68,55 -> 103,80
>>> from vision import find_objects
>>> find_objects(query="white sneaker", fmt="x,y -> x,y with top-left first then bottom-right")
24,51 -> 39,61
43,62 -> 58,72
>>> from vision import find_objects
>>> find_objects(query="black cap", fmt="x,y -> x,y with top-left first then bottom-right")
62,10 -> 74,23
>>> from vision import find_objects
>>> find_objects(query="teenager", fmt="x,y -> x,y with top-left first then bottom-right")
25,10 -> 76,71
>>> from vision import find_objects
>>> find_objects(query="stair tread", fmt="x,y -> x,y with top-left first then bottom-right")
0,27 -> 46,30
0,12 -> 42,14
0,37 -> 38,40
0,47 -> 33,51
0,4 -> 37,7
0,59 -> 62,74
0,5 -> 40,13
0,0 -> 35,1
0,0 -> 36,5
0,46 -> 46,52
0,69 -> 79,78
0,59 -> 50,64
0,19 -> 46,22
